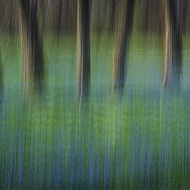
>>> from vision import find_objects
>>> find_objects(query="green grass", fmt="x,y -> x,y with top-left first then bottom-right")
0,34 -> 190,189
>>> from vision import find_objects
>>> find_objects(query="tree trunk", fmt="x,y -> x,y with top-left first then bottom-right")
163,0 -> 188,90
162,0 -> 172,88
77,0 -> 90,102
112,0 -> 135,97
17,0 -> 44,95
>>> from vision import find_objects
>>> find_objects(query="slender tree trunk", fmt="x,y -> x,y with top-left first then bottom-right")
77,0 -> 90,102
17,0 -> 44,95
163,0 -> 188,90
162,0 -> 172,88
112,0 -> 135,97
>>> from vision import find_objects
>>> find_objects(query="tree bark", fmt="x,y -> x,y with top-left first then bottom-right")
17,0 -> 44,95
77,0 -> 90,102
112,0 -> 135,97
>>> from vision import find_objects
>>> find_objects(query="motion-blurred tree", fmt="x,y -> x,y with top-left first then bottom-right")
112,0 -> 136,98
77,0 -> 90,102
162,0 -> 188,90
17,0 -> 44,95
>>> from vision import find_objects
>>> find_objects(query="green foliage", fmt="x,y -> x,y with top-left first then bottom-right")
0,35 -> 190,189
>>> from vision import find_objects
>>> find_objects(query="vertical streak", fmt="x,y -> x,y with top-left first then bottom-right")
112,0 -> 135,98
17,0 -> 44,96
162,0 -> 172,88
77,0 -> 90,103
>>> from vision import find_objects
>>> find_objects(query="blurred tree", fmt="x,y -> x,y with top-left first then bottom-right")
17,0 -> 44,95
162,0 -> 188,90
162,0 -> 172,88
77,0 -> 90,102
112,0 -> 135,97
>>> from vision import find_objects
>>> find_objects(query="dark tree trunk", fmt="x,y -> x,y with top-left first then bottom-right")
163,0 -> 188,90
112,0 -> 135,97
77,0 -> 90,102
17,0 -> 44,95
